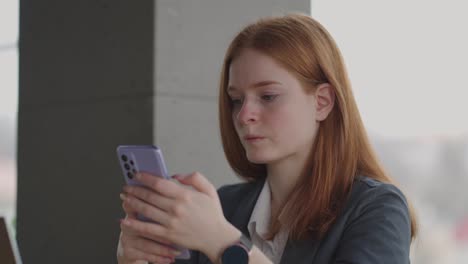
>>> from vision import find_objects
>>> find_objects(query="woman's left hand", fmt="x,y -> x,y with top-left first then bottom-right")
120,172 -> 240,262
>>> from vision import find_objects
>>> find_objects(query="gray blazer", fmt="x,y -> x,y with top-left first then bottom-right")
176,175 -> 411,264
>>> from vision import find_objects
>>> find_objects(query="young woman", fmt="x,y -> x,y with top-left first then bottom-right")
117,13 -> 417,264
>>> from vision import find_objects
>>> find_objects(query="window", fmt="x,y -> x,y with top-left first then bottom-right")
0,0 -> 19,229
312,1 -> 468,263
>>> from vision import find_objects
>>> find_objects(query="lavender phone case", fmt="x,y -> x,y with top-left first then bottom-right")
117,145 -> 191,259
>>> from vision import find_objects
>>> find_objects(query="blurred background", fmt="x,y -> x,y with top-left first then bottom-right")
1,0 -> 467,263
0,0 -> 19,231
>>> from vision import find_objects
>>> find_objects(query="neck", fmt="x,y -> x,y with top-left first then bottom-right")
266,148 -> 312,215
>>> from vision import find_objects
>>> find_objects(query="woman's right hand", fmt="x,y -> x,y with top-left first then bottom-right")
117,196 -> 182,264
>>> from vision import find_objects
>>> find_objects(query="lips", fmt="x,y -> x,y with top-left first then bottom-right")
243,134 -> 265,141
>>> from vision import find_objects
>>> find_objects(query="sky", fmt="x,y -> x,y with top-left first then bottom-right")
1,0 -> 468,138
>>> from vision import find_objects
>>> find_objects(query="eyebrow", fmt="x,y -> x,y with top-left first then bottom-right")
227,80 -> 282,92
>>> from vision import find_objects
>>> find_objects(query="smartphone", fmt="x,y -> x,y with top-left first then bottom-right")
116,145 -> 191,259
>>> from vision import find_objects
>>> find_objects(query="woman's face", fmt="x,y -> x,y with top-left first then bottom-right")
228,49 -> 323,165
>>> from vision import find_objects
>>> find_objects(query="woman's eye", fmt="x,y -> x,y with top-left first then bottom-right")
230,98 -> 243,105
261,94 -> 278,101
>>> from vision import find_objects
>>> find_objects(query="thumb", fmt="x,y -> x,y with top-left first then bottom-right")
173,172 -> 217,198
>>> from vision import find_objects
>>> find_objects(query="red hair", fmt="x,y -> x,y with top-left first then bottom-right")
218,13 -> 417,240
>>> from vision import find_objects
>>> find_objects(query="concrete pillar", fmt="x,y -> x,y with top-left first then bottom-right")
17,0 -> 154,262
154,0 -> 310,188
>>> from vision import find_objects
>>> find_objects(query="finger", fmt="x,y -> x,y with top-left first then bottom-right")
130,236 -> 182,259
121,224 -> 172,246
123,186 -> 173,212
122,203 -> 134,216
121,197 -> 137,216
173,172 -> 217,199
121,228 -> 173,250
121,193 -> 171,226
121,199 -> 145,223
136,172 -> 184,199
122,246 -> 174,264
120,218 -> 170,245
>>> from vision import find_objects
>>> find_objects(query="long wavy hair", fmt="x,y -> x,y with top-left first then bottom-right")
218,13 -> 417,240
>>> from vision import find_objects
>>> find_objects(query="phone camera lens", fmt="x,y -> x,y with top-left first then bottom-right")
130,160 -> 134,165
127,172 -> 134,179
124,163 -> 130,170
121,155 -> 128,162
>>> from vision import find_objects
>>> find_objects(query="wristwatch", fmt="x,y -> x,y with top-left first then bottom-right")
221,234 -> 253,264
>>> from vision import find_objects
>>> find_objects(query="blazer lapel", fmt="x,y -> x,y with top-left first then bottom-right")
199,178 -> 266,264
229,177 -> 266,239
279,234 -> 319,264
203,177 -> 322,264
228,177 -> 320,263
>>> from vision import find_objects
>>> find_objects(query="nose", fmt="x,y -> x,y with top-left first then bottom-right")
235,100 -> 259,126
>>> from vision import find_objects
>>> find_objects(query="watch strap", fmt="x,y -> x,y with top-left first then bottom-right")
220,233 -> 253,264
238,233 -> 253,253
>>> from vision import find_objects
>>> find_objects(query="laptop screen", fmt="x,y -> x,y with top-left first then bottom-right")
0,217 -> 22,264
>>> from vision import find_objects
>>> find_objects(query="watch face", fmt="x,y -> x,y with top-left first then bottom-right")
221,245 -> 249,264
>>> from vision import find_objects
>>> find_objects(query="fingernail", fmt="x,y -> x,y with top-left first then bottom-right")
171,249 -> 181,256
119,193 -> 126,200
172,174 -> 187,180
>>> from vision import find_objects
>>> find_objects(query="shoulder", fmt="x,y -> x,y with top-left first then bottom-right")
348,175 -> 409,213
217,181 -> 257,199
344,175 -> 411,229
216,177 -> 265,218
355,175 -> 407,197
217,178 -> 263,204
330,176 -> 412,263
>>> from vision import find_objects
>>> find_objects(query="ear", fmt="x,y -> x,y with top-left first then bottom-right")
315,83 -> 335,121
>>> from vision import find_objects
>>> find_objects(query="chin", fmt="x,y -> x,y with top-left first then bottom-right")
245,150 -> 278,164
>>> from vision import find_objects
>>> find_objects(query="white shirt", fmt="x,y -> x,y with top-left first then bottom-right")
247,180 -> 289,264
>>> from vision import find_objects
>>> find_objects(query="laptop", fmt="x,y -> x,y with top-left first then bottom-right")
0,216 -> 22,264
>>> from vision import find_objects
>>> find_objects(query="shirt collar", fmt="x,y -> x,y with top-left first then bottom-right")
248,179 -> 271,237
